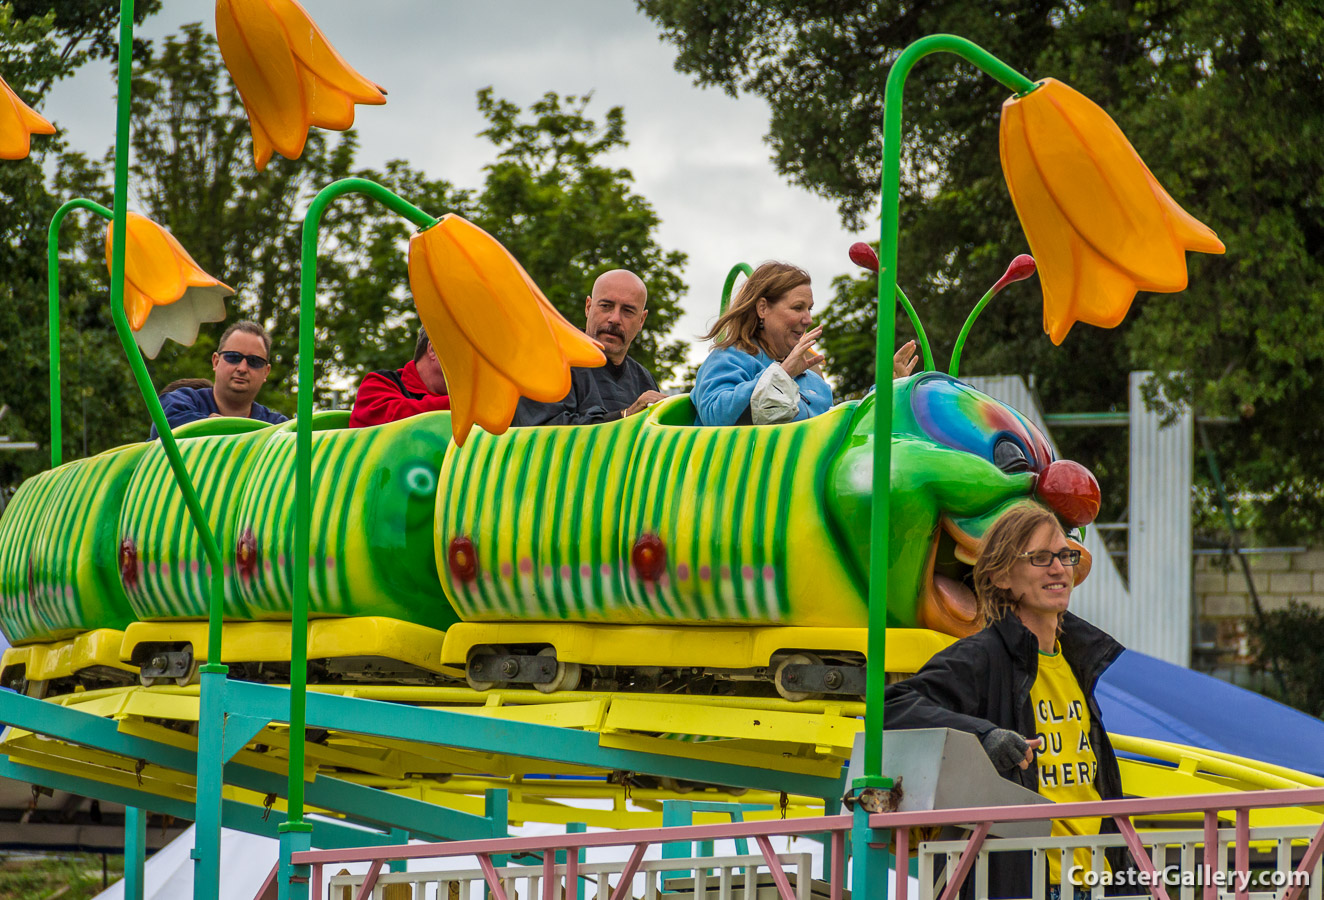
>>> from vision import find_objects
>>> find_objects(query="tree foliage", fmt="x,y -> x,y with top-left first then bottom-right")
1249,601 -> 1324,718
640,0 -> 1324,539
1,13 -> 687,490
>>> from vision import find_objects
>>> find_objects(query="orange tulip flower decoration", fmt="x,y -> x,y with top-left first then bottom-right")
1000,78 -> 1225,344
106,213 -> 235,358
215,0 -> 386,171
0,71 -> 56,161
408,215 -> 606,445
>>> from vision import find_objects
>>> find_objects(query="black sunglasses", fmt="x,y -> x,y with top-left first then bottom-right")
219,350 -> 269,369
1017,549 -> 1082,567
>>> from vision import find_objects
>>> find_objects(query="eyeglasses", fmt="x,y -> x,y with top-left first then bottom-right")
1017,549 -> 1082,567
219,350 -> 269,369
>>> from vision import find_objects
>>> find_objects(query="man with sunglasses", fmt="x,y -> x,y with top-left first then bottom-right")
149,321 -> 288,438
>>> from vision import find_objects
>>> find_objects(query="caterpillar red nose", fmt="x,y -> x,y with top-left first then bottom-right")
1036,459 -> 1101,527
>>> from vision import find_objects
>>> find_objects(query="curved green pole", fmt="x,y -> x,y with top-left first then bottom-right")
861,35 -> 1038,788
719,262 -> 752,315
948,283 -> 1000,377
893,285 -> 935,372
284,178 -> 437,834
48,198 -> 113,469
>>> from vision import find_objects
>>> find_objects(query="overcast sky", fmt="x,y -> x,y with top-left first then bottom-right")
40,0 -> 874,377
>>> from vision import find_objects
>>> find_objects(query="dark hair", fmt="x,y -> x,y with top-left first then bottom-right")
972,504 -> 1066,628
161,378 -> 213,395
701,262 -> 810,357
218,320 -> 271,356
414,327 -> 430,364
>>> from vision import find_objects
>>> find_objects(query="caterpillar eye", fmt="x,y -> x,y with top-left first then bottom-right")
403,464 -> 437,496
993,436 -> 1032,474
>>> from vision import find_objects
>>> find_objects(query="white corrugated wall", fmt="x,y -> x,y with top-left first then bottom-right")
1125,371 -> 1192,665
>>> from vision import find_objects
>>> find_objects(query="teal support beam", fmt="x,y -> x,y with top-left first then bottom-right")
484,788 -> 510,897
0,688 -> 496,842
194,670 -> 226,900
222,714 -> 273,763
125,806 -> 146,900
565,822 -> 588,900
278,823 -> 313,900
850,803 -> 891,900
0,758 -> 390,849
225,681 -> 842,797
389,828 -> 409,873
661,800 -> 693,886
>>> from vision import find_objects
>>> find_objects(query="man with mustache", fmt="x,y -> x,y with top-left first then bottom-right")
514,269 -> 665,426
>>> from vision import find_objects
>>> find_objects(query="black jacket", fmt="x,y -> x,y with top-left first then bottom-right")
884,610 -> 1126,896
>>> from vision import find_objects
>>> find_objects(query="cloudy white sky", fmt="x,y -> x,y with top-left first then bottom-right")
41,0 -> 874,376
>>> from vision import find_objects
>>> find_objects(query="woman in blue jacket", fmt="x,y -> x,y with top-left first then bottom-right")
692,262 -> 833,426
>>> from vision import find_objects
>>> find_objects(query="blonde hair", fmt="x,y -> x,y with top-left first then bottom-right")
972,504 -> 1066,628
702,262 -> 810,357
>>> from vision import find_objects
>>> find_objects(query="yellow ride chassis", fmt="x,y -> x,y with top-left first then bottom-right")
3,620 -> 956,685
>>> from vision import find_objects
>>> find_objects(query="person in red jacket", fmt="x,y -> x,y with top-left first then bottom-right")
348,327 -> 451,428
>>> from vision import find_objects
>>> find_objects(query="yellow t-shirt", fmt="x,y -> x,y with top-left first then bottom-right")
1031,646 -> 1105,885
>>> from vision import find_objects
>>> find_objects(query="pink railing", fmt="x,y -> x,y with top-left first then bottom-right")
277,787 -> 1324,900
871,787 -> 1324,900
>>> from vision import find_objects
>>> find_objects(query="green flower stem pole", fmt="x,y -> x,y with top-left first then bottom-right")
280,179 -> 437,899
857,32 -> 1035,900
47,198 -> 112,469
95,3 -> 233,896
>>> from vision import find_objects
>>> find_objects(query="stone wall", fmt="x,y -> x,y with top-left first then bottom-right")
1194,546 -> 1324,663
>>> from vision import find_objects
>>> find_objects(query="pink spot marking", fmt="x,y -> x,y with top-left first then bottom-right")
659,573 -> 670,588
308,557 -> 317,568
500,562 -> 513,578
190,560 -> 199,575
326,556 -> 335,569
580,564 -> 592,578
763,565 -> 775,581
560,565 -> 572,580
676,563 -> 690,581
223,564 -> 232,577
264,559 -> 272,572
720,564 -> 731,579
600,563 -> 612,578
741,565 -> 755,580
65,586 -> 74,602
699,564 -> 711,580
543,565 -> 553,579
519,557 -> 533,575
277,554 -> 287,568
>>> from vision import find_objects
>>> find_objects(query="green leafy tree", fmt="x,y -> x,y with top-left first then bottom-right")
1249,601 -> 1324,718
3,16 -> 688,494
0,2 -> 162,489
641,0 -> 1324,538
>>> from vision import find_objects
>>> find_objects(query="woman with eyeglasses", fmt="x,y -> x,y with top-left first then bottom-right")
885,503 -> 1126,900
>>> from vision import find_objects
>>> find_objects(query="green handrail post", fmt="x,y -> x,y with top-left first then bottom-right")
47,198 -> 114,469
283,178 -> 437,852
861,34 -> 1038,797
719,262 -> 753,315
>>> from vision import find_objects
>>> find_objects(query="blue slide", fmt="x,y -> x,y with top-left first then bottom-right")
1097,649 -> 1324,777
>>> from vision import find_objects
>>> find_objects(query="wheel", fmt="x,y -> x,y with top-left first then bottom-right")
534,647 -> 582,694
173,656 -> 200,687
465,644 -> 509,692
772,651 -> 823,702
